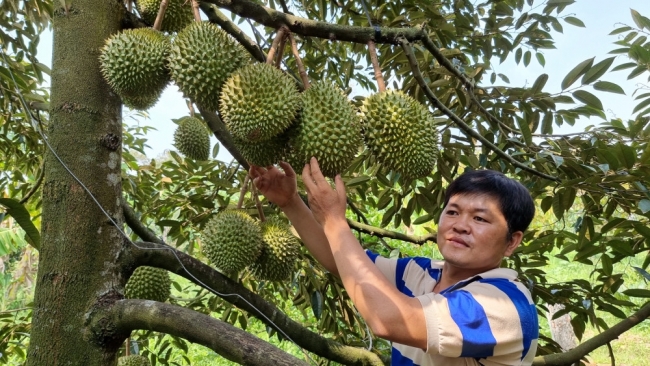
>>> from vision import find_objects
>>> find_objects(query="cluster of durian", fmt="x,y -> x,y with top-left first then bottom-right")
201,210 -> 300,281
124,266 -> 171,303
118,355 -> 151,366
99,0 -> 440,178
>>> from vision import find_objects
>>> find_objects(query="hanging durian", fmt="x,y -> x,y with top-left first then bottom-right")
136,0 -> 193,33
124,266 -> 171,303
173,116 -> 211,161
250,218 -> 300,281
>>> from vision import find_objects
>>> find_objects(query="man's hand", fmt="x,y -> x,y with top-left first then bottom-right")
302,157 -> 347,227
249,162 -> 298,208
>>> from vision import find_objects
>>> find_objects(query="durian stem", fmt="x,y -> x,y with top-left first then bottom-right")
275,33 -> 287,68
237,174 -> 250,209
187,100 -> 195,117
266,26 -> 289,65
250,180 -> 266,222
367,40 -> 386,92
153,0 -> 169,31
125,337 -> 131,356
289,33 -> 310,89
191,0 -> 202,22
126,0 -> 132,13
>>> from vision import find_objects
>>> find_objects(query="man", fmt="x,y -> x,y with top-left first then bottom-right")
250,157 -> 539,366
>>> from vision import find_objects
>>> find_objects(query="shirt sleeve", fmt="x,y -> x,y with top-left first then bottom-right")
416,279 -> 538,362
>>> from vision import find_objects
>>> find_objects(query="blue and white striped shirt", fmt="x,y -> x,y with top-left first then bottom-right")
366,251 -> 538,366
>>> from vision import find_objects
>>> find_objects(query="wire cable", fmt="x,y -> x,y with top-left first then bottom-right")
0,47 -> 318,365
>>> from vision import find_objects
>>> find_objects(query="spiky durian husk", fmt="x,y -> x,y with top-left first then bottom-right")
99,28 -> 170,110
220,63 -> 300,142
201,210 -> 263,274
118,355 -> 151,366
168,22 -> 249,112
136,0 -> 193,33
287,81 -> 362,177
124,266 -> 171,303
173,116 -> 211,160
360,90 -> 439,179
232,129 -> 291,167
250,218 -> 300,281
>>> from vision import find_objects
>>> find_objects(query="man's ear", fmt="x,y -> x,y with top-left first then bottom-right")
504,231 -> 524,256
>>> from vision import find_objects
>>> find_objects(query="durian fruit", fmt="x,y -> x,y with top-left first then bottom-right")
201,210 -> 263,274
360,90 -> 439,180
118,355 -> 151,366
233,134 -> 289,167
136,0 -> 193,33
173,116 -> 211,160
220,63 -> 301,142
125,266 -> 171,303
250,218 -> 301,281
168,22 -> 250,112
286,81 -> 362,177
99,28 -> 170,110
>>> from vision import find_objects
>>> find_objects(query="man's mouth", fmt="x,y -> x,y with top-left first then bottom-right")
448,237 -> 469,247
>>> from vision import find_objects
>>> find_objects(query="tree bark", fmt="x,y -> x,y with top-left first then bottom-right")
126,241 -> 386,366
111,299 -> 309,366
27,0 -> 127,364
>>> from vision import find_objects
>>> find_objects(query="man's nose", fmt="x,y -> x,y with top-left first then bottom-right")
452,217 -> 470,233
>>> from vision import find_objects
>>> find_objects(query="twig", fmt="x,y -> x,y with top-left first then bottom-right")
266,27 -> 289,65
199,3 -> 267,63
275,32 -> 288,68
532,301 -> 650,365
346,198 -> 393,251
277,0 -> 290,13
347,219 -> 436,245
288,33 -> 310,89
187,100 -> 195,117
125,337 -> 131,356
367,40 -> 386,92
19,162 -> 44,204
250,179 -> 266,222
398,38 -> 560,182
606,342 -> 615,366
237,174 -> 250,209
123,202 -> 165,245
126,0 -> 132,12
191,0 -> 201,21
152,0 -> 169,31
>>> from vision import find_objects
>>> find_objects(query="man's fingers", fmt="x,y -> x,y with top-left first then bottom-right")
279,161 -> 296,178
334,175 -> 347,200
302,163 -> 315,190
309,157 -> 326,184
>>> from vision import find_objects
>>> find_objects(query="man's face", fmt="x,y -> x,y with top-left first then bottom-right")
437,193 -> 522,273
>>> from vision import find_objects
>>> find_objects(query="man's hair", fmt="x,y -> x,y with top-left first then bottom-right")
443,169 -> 535,239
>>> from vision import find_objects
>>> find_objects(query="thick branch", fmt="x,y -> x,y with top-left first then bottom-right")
198,108 -> 249,169
532,301 -> 650,366
123,202 -> 164,244
348,219 -> 436,245
200,2 -> 267,63
398,38 -> 560,182
127,241 -> 385,366
201,0 -> 424,44
112,299 -> 307,366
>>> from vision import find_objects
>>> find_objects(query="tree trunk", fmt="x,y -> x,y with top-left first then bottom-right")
27,0 -> 125,364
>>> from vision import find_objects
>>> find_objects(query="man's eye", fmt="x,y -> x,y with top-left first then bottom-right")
446,210 -> 458,215
475,216 -> 486,222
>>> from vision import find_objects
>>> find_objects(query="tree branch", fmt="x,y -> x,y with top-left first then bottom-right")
19,162 -> 44,204
123,202 -> 164,245
398,38 -> 560,182
200,0 -> 425,44
347,219 -> 436,245
532,301 -> 650,366
199,2 -> 267,63
198,108 -> 249,169
127,241 -> 385,366
111,299 -> 308,366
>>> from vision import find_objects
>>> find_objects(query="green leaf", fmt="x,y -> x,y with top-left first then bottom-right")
609,26 -> 632,35
523,51 -> 531,66
572,90 -> 603,110
593,81 -> 625,95
630,9 -> 650,30
623,288 -> 650,298
563,16 -> 585,27
611,62 -> 637,72
310,291 -> 323,320
531,73 -> 548,93
628,65 -> 647,79
633,97 -> 650,114
517,116 -> 532,145
561,57 -> 594,90
0,198 -> 40,250
581,57 -> 615,84
345,175 -> 371,187
536,52 -> 546,67
552,192 -> 564,220
601,254 -> 613,276
412,214 -> 435,225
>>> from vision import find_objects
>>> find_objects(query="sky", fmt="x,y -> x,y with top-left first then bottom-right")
34,0 -> 650,160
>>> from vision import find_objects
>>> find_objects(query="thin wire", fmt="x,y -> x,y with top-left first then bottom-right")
0,49 -> 317,365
